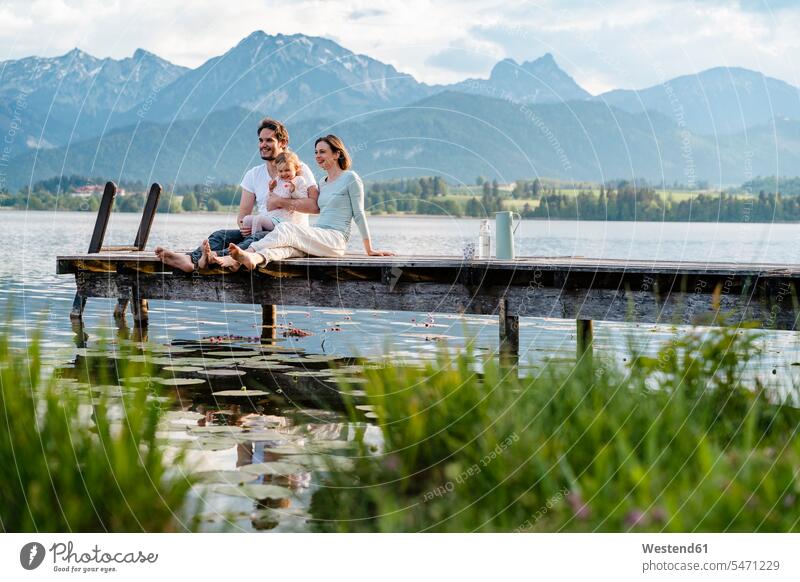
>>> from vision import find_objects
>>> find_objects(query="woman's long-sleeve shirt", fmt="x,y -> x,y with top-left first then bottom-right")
313,170 -> 371,241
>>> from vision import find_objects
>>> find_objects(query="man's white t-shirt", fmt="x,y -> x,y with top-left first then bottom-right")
240,161 -> 316,226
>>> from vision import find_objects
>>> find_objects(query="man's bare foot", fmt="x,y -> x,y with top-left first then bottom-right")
210,253 -> 241,270
155,247 -> 194,272
198,239 -> 214,269
229,243 -> 265,271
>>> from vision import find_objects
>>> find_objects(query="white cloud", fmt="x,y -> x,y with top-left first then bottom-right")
0,0 -> 798,93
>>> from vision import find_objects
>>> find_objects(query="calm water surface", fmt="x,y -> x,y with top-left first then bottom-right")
3,210 -> 800,531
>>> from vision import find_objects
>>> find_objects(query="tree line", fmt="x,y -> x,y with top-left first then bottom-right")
0,175 -> 238,213
6,174 -> 800,223
528,183 -> 800,222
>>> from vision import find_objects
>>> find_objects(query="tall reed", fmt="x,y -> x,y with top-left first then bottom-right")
312,326 -> 800,532
0,329 -> 196,532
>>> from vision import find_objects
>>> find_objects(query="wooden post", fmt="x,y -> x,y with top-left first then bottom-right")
261,304 -> 277,342
131,297 -> 149,343
70,318 -> 88,348
107,183 -> 161,320
576,319 -> 593,367
70,182 -> 117,320
133,183 -> 162,250
113,298 -> 129,321
131,297 -> 148,323
499,298 -> 519,367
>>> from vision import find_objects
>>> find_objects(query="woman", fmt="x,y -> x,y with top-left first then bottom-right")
210,134 -> 393,270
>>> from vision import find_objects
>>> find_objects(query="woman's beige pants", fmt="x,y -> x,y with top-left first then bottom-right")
248,222 -> 347,263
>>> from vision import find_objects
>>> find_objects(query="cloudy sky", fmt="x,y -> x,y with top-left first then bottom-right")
0,0 -> 798,94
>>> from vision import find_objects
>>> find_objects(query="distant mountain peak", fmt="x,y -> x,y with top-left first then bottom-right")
132,48 -> 158,60
533,52 -> 556,65
240,29 -> 267,43
473,52 -> 589,102
60,47 -> 94,61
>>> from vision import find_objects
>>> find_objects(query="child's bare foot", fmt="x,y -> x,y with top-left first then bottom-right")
228,243 -> 265,271
210,253 -> 240,270
198,239 -> 213,269
155,247 -> 194,272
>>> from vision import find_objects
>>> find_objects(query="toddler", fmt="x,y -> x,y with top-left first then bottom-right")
244,150 -> 309,233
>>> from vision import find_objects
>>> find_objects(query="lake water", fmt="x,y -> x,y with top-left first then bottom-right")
4,211 -> 800,363
3,210 -> 800,531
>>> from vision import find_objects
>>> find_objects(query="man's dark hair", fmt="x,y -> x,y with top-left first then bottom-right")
257,118 -> 289,144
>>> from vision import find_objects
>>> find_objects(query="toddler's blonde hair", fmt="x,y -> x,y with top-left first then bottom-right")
275,151 -> 302,176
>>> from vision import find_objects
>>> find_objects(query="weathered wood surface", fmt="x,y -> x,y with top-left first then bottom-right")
70,182 -> 118,319
58,251 -> 800,330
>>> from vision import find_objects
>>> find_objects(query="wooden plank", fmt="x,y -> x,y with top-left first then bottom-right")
57,252 -> 800,277
70,182 -> 117,320
87,182 -> 117,253
133,183 -> 162,251
71,270 -> 800,331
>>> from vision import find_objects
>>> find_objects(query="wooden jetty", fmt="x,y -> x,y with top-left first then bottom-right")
57,182 -> 800,364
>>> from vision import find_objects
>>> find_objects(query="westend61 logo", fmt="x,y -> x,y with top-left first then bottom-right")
20,541 -> 158,574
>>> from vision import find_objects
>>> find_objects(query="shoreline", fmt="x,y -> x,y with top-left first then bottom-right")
3,208 -> 800,225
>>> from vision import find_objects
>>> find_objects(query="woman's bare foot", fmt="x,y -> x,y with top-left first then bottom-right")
228,243 -> 265,271
155,247 -> 194,272
198,239 -> 213,269
210,253 -> 241,270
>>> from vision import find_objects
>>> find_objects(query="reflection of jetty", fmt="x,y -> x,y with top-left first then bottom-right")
58,182 -> 800,364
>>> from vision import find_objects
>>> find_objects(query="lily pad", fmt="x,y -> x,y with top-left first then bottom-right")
231,431 -> 303,443
212,389 -> 270,397
239,361 -> 293,371
189,425 -> 244,435
146,345 -> 195,354
164,410 -> 205,421
212,483 -> 292,500
186,437 -> 238,451
335,376 -> 368,384
205,350 -> 263,357
202,359 -> 246,368
301,354 -> 345,363
195,470 -> 259,484
241,461 -> 306,476
258,345 -> 302,353
161,365 -> 203,373
286,454 -> 355,472
157,377 -> 207,387
200,369 -> 247,377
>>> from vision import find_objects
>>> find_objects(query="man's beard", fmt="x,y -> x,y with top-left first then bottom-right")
260,150 -> 275,161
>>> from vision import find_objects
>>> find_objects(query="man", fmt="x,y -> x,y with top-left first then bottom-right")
155,118 -> 320,272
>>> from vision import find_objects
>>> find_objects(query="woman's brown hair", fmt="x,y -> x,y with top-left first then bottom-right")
315,134 -> 351,170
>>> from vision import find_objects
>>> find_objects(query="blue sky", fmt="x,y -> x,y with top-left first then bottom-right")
0,0 -> 798,94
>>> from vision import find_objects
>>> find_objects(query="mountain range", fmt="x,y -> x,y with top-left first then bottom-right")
2,30 -> 799,190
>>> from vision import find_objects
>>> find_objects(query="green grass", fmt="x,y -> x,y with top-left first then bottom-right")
312,327 -> 800,532
0,328 -> 197,532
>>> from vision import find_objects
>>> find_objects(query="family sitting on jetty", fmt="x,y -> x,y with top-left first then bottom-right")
155,118 -> 394,272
